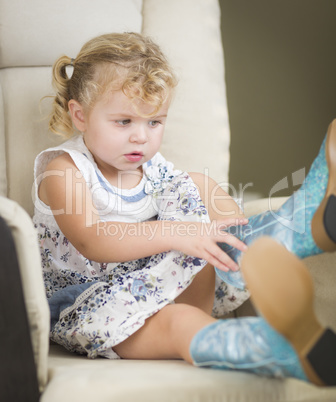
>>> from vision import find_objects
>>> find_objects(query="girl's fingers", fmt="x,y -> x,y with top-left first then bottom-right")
202,250 -> 230,272
177,219 -> 249,271
205,243 -> 240,272
200,220 -> 248,270
211,218 -> 249,251
217,231 -> 248,253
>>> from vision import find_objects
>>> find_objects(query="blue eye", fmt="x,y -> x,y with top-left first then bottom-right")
148,120 -> 161,127
116,119 -> 131,126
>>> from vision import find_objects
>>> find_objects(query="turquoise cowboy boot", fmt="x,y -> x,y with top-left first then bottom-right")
190,316 -> 336,385
190,317 -> 308,381
216,119 -> 336,289
191,237 -> 336,386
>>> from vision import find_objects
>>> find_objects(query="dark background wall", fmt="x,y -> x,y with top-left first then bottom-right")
219,0 -> 336,200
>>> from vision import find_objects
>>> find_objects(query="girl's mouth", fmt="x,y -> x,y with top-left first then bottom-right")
124,152 -> 143,162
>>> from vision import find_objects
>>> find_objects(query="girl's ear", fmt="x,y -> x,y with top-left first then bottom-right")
68,100 -> 87,132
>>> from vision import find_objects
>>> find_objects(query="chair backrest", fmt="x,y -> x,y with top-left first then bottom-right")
0,0 -> 230,392
0,0 -> 230,216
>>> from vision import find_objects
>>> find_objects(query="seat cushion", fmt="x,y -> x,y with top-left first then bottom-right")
42,343 -> 336,402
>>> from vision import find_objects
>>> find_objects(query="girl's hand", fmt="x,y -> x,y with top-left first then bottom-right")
169,218 -> 249,272
39,154 -> 249,266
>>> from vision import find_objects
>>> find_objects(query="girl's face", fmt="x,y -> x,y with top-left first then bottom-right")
70,90 -> 169,184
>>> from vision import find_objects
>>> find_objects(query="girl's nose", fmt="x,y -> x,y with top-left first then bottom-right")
130,125 -> 148,143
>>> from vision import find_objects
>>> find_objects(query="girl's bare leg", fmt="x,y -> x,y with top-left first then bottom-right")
114,175 -> 244,360
174,262 -> 216,315
113,303 -> 216,361
174,173 -> 246,315
189,172 -> 244,222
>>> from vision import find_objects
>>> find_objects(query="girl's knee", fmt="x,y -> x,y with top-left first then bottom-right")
161,303 -> 210,333
190,172 -> 244,220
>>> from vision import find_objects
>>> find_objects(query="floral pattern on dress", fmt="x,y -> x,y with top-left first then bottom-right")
144,161 -> 181,195
35,172 -> 249,359
51,246 -> 209,359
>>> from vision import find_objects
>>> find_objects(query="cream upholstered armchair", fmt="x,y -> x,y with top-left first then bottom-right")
1,1 -> 336,401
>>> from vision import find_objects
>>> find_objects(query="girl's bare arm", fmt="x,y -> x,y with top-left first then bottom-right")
38,154 -> 247,271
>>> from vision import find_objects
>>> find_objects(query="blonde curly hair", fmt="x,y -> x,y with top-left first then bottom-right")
49,32 -> 178,138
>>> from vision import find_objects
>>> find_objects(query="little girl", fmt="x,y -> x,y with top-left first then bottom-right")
33,32 -> 336,385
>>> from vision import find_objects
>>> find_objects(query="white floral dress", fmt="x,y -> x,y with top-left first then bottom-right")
33,135 -> 249,359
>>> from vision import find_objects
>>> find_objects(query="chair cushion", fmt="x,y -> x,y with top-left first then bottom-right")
0,0 -> 143,213
42,343 -> 336,402
0,0 -> 142,68
143,0 -> 230,188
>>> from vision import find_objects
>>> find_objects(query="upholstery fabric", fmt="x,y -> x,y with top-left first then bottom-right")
42,343 -> 335,402
0,0 -> 142,68
0,68 -> 55,214
0,0 -> 143,215
143,0 -> 230,188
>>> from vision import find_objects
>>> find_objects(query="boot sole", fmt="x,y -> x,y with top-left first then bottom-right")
241,237 -> 327,386
312,119 -> 336,251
